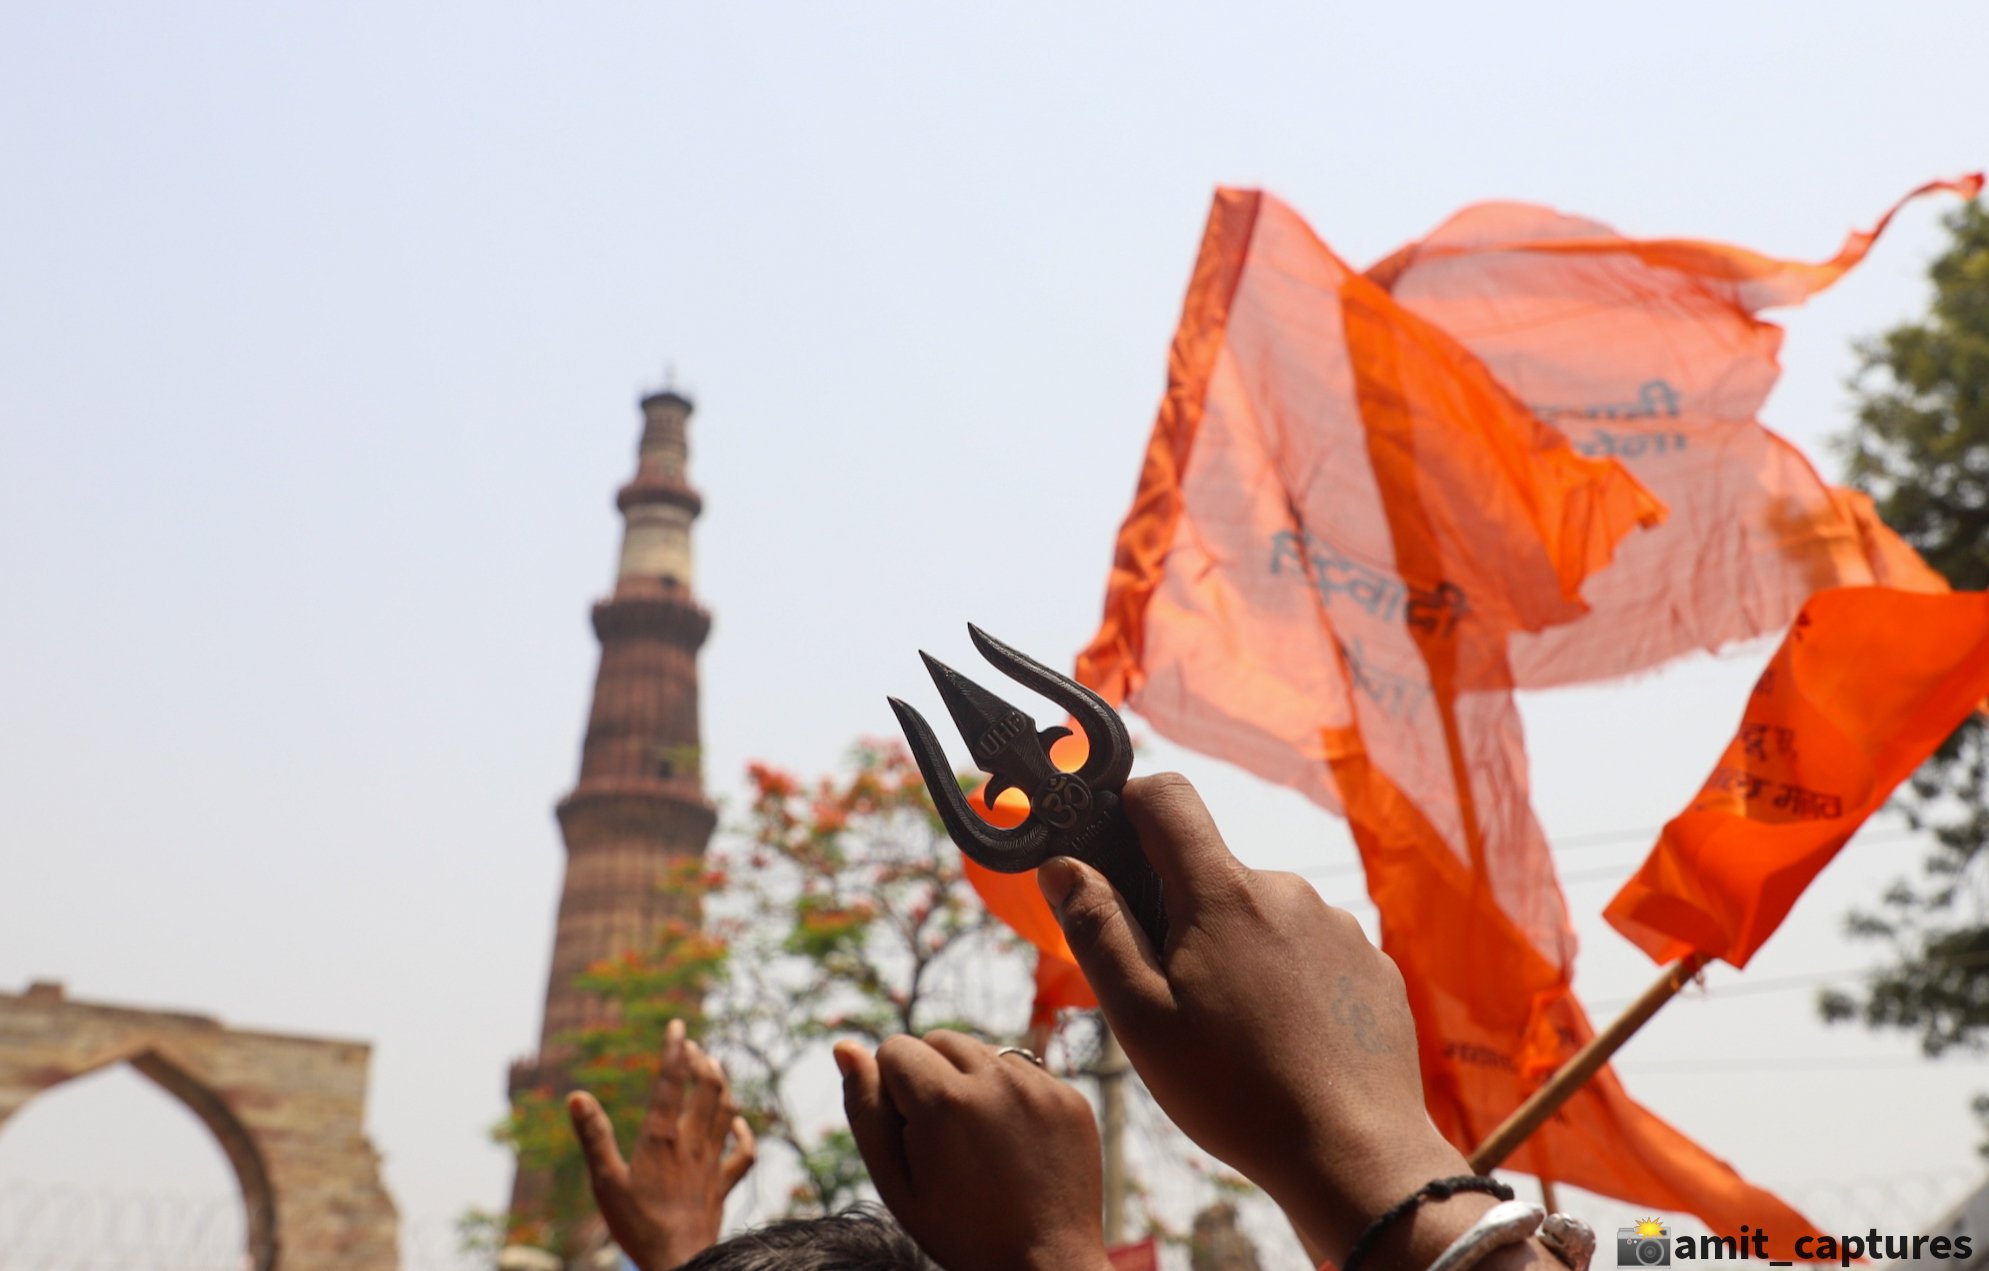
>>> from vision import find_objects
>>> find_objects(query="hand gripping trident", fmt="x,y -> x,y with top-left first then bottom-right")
887,625 -> 1168,951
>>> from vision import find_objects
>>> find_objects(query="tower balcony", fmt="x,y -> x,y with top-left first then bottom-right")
555,777 -> 719,846
615,472 -> 703,518
591,578 -> 711,646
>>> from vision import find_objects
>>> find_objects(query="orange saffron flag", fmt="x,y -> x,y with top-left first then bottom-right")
1608,587 -> 1989,968
965,854 -> 1098,1025
1069,187 -> 1829,1255
1366,176 -> 1978,688
958,740 -> 1100,1025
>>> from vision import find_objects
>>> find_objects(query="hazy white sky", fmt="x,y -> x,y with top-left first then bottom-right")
3,2 -> 1987,1264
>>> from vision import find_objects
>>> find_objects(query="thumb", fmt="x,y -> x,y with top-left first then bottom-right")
1037,856 -> 1171,1028
566,1091 -> 630,1203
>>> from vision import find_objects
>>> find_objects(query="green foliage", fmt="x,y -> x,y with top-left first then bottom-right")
1822,200 -> 1989,1137
792,1129 -> 871,1213
456,1209 -> 507,1259
1838,200 -> 1989,593
496,891 -> 726,1255
493,740 -> 1031,1255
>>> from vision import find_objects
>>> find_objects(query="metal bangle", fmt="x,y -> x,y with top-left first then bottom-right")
1419,1203 -> 1595,1271
1426,1200 -> 1544,1271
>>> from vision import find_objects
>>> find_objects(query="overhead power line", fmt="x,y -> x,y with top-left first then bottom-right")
1287,820 -> 1963,1008
1618,1054 -> 1938,1074
1295,823 -> 1926,886
1590,945 -> 1989,1013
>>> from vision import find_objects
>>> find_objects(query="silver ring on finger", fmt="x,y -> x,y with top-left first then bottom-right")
996,1046 -> 1045,1067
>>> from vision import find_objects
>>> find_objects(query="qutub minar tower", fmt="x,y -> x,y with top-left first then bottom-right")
510,387 -> 717,1215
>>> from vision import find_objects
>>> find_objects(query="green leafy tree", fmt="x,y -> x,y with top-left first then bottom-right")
486,740 -> 1277,1265
1820,200 -> 1989,1092
494,740 -> 1033,1257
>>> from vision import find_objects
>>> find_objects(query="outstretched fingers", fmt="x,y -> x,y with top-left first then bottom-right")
567,1091 -> 631,1201
640,1018 -> 692,1147
721,1114 -> 757,1191
682,1040 -> 730,1141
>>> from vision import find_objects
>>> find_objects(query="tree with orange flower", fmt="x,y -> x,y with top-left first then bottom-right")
492,740 -> 1035,1256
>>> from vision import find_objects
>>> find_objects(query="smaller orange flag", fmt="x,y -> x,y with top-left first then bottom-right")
964,854 -> 1099,1026
1607,587 -> 1989,968
959,774 -> 1099,1026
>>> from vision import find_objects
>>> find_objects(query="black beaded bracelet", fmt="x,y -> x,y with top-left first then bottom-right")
1340,1175 -> 1517,1271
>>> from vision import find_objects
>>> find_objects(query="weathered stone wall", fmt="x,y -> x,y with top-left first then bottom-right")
0,981 -> 398,1270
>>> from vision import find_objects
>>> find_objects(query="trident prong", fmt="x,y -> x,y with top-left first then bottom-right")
887,692 -> 1052,870
889,625 -> 1167,950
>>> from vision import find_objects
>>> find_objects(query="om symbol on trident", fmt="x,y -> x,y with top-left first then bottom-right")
1035,772 -> 1093,829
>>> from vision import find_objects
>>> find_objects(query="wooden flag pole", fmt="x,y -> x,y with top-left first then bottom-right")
1467,952 -> 1709,1173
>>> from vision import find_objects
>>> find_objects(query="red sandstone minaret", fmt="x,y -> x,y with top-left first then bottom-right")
509,387 -> 716,1213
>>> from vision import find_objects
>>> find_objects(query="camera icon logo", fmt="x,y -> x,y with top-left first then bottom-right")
1618,1219 -> 1669,1267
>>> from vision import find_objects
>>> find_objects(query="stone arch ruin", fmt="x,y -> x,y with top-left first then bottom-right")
0,981 -> 398,1269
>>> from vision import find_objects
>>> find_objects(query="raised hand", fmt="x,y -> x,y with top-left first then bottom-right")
835,1031 -> 1111,1271
1037,773 -> 1526,1269
567,1018 -> 757,1271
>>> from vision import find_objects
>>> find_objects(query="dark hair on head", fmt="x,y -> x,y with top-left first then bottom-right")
670,1205 -> 941,1271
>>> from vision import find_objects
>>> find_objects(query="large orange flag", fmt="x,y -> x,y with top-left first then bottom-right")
1061,187 -> 1826,1255
991,180 -> 1975,1031
1366,177 -> 1978,688
978,179 -> 1669,1019
1608,587 -> 1989,969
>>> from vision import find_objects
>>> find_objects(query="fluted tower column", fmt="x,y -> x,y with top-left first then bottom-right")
509,389 -> 717,1223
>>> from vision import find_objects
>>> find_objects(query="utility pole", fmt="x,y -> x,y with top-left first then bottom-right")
1095,1024 -> 1132,1244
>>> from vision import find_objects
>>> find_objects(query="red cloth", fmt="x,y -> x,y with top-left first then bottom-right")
1105,1237 -> 1160,1271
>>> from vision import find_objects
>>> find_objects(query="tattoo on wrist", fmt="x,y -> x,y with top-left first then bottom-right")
1331,975 -> 1394,1055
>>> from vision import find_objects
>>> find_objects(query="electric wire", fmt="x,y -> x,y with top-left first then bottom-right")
1281,816 -> 1976,1066
1291,822 -> 1925,884
1587,945 -> 1989,1012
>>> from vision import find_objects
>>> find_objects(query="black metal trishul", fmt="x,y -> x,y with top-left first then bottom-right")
888,625 -> 1167,951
